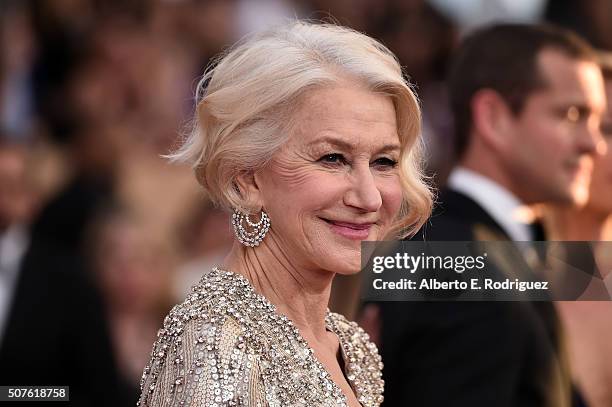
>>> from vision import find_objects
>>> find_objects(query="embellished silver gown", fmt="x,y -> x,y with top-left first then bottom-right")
137,268 -> 384,406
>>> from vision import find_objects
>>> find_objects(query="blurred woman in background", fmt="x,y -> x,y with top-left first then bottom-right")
89,208 -> 174,401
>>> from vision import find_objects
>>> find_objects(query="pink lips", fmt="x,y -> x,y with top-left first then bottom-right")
323,219 -> 373,240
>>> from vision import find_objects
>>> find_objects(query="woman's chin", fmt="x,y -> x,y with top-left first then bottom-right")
327,256 -> 363,276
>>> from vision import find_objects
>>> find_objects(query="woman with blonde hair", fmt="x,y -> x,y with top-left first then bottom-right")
138,21 -> 432,407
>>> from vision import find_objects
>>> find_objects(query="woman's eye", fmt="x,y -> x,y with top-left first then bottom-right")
372,157 -> 398,168
565,106 -> 580,123
318,153 -> 347,165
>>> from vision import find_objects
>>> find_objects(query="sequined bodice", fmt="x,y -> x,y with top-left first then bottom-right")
137,268 -> 384,406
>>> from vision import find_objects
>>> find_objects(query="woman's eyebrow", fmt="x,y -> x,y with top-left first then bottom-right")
307,136 -> 401,153
377,144 -> 401,153
307,137 -> 353,150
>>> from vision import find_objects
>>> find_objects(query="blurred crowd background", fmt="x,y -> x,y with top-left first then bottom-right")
1,0 -> 612,406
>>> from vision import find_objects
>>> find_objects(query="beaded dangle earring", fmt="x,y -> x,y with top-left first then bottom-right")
232,209 -> 270,247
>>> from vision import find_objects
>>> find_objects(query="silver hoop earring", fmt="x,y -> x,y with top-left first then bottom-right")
232,209 -> 270,247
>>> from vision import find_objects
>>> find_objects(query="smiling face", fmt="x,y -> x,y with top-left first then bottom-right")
503,49 -> 606,205
252,84 -> 403,275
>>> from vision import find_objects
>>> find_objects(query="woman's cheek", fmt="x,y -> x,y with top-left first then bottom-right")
379,177 -> 403,218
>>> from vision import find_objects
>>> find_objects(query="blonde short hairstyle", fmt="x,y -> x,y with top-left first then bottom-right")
170,21 -> 433,238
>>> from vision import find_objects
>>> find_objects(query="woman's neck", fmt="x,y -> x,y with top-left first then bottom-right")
223,235 -> 334,341
556,208 -> 611,241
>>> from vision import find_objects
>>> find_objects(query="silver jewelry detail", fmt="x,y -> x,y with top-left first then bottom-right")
232,209 -> 270,247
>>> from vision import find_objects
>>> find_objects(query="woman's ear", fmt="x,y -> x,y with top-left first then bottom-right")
234,171 -> 264,211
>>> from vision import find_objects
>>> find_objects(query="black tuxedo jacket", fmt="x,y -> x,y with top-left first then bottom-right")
0,237 -> 132,406
379,189 -> 573,407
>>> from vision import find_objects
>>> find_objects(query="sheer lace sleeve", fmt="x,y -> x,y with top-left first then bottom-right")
137,302 -> 264,406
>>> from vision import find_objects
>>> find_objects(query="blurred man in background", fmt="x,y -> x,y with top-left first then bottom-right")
543,52 -> 612,407
380,23 -> 607,407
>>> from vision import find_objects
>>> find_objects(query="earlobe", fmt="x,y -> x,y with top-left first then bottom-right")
471,89 -> 514,152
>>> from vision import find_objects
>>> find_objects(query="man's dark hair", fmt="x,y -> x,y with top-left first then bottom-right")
449,23 -> 598,160
599,52 -> 612,80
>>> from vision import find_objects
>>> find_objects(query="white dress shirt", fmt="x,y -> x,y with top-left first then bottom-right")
0,225 -> 28,347
447,167 -> 536,241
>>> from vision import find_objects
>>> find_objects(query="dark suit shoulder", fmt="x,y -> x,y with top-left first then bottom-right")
412,189 -> 508,241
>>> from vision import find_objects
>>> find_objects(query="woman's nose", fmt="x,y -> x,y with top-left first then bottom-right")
343,166 -> 383,212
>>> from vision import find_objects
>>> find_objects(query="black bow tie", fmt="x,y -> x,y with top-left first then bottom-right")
529,220 -> 546,242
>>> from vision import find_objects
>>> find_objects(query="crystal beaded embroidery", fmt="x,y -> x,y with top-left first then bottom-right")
138,268 -> 384,406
